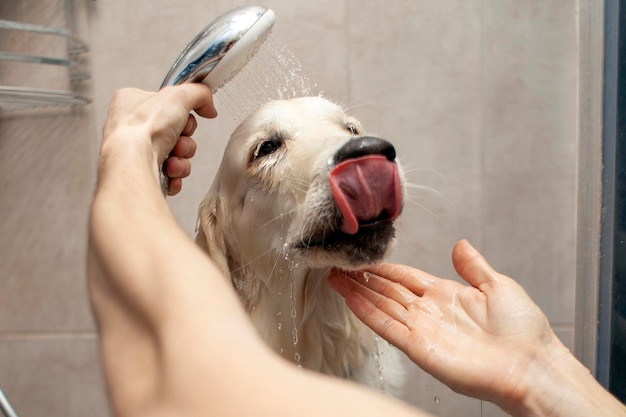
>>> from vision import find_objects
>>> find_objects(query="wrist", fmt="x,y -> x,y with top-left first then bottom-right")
504,337 -> 570,416
502,336 -> 625,417
97,127 -> 161,191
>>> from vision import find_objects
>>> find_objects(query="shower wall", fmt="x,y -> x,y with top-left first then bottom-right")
0,1 -> 578,416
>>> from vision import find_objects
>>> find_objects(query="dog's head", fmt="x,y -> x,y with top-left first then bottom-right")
197,96 -> 403,277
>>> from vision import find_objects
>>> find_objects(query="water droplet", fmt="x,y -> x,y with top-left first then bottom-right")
277,323 -> 282,330
363,272 -> 371,283
372,337 -> 385,393
216,36 -> 319,121
434,396 -> 440,404
290,274 -> 299,336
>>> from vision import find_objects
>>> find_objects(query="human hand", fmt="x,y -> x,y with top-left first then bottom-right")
101,85 -> 217,195
328,239 -> 562,411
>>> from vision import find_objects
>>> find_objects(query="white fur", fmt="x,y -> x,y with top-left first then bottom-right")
196,96 -> 404,395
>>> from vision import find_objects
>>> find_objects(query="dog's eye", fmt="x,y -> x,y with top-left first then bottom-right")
345,123 -> 359,135
254,139 -> 282,158
250,131 -> 288,163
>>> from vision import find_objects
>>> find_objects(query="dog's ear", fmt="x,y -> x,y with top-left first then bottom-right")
195,191 -> 231,281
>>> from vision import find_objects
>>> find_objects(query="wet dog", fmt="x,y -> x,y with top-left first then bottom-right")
196,96 -> 404,393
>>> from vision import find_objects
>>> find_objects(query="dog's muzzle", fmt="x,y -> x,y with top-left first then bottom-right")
329,137 -> 402,234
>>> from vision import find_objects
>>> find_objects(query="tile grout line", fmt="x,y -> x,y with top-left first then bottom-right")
0,331 -> 98,341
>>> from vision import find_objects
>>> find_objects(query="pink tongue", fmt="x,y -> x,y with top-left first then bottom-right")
329,155 -> 402,235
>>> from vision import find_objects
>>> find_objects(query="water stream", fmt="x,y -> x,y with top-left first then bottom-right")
217,36 -> 319,120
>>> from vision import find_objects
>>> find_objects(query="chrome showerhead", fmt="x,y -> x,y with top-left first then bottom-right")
161,5 -> 275,92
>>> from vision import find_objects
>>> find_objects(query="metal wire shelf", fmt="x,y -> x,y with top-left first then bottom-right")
0,0 -> 90,111
0,86 -> 90,111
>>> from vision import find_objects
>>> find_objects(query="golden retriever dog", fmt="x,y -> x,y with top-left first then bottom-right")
196,96 -> 404,394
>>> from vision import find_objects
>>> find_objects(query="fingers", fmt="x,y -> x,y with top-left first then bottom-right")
182,114 -> 198,137
364,262 -> 437,297
361,270 -> 420,306
163,111 -> 199,195
163,134 -> 197,195
328,270 -> 410,348
172,135 -> 197,159
328,269 -> 412,324
345,291 -> 410,349
452,240 -> 499,290
165,156 -> 191,179
167,178 -> 183,196
165,136 -> 197,175
103,85 -> 215,197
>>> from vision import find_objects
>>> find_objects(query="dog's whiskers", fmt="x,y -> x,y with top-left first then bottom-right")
298,214 -> 320,247
230,247 -> 276,274
400,167 -> 448,178
307,266 -> 331,299
403,181 -> 455,229
266,250 -> 284,283
260,206 -> 301,229
336,94 -> 381,115
277,173 -> 309,193
404,180 -> 455,208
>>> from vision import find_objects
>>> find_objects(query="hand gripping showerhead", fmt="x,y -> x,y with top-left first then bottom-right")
159,5 -> 275,194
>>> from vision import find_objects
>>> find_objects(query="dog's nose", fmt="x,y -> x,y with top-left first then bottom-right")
334,136 -> 396,164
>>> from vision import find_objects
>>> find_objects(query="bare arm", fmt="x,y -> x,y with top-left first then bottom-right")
329,240 -> 626,417
88,86 -> 428,417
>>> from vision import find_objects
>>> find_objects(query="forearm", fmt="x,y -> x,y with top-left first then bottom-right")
88,130 -> 258,414
90,135 -> 193,319
87,146 -> 427,417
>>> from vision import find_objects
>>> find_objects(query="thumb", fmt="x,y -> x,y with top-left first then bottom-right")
187,83 -> 218,119
162,84 -> 218,119
452,239 -> 499,290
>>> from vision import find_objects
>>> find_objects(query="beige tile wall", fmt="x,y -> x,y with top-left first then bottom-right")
0,1 -> 578,416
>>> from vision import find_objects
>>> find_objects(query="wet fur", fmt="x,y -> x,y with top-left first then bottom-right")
195,97 -> 404,394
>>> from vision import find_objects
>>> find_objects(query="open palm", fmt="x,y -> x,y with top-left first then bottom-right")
328,240 -> 560,408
